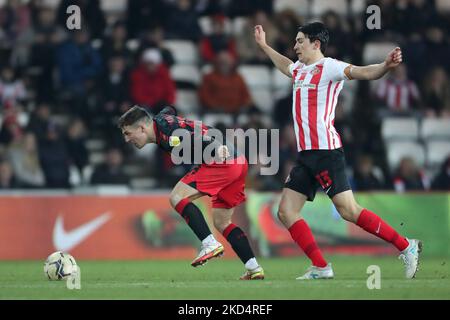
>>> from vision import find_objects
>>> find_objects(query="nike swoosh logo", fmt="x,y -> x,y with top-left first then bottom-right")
376,222 -> 381,234
53,212 -> 111,252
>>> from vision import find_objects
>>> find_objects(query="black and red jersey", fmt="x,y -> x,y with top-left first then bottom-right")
152,106 -> 238,162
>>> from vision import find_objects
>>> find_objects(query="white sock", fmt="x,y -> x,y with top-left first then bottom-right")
201,234 -> 218,246
245,257 -> 260,271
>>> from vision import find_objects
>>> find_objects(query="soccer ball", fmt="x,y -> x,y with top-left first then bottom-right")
44,251 -> 78,280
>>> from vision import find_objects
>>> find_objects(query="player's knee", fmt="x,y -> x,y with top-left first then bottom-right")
169,190 -> 182,209
213,217 -> 230,234
336,203 -> 362,223
277,208 -> 292,225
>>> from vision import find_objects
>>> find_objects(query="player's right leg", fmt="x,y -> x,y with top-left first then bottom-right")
278,186 -> 333,280
169,180 -> 224,267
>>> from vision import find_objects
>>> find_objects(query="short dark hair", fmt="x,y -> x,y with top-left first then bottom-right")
298,22 -> 329,54
117,105 -> 151,128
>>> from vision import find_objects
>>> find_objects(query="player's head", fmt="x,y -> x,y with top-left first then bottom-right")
295,22 -> 329,62
118,105 -> 153,149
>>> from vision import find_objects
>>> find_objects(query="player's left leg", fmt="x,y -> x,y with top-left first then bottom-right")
212,207 -> 264,280
331,190 -> 422,279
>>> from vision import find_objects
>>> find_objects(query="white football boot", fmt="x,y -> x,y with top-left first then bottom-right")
398,239 -> 422,279
191,242 -> 224,267
296,263 -> 334,280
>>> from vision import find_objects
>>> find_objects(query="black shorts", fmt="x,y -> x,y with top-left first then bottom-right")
284,148 -> 351,201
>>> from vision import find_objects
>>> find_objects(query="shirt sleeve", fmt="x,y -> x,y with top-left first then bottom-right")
327,58 -> 352,81
289,61 -> 301,76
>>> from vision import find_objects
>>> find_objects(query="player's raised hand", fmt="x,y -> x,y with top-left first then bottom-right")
254,25 -> 267,47
385,47 -> 402,68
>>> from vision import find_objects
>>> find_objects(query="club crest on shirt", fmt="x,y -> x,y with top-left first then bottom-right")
311,66 -> 322,75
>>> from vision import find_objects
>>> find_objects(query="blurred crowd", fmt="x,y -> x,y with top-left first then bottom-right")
0,0 -> 449,192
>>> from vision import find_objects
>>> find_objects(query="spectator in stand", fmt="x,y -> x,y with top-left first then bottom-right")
56,28 -> 102,96
422,26 -> 450,74
38,122 -> 71,189
56,28 -> 102,123
26,103 -> 51,143
0,158 -> 19,189
130,48 -> 176,114
0,0 -> 31,48
374,64 -> 421,114
200,15 -> 237,63
101,21 -> 133,66
0,103 -> 23,145
236,10 -> 278,65
321,10 -> 352,61
227,0 -> 273,18
422,66 -> 450,117
90,147 -> 130,185
127,0 -> 168,39
165,0 -> 202,42
352,154 -> 385,191
7,131 -> 45,188
431,156 -> 450,191
57,0 -> 105,39
273,9 -> 302,61
137,25 -> 174,68
28,7 -> 64,103
198,50 -> 253,114
393,157 -> 429,193
0,66 -> 27,107
66,118 -> 89,177
100,55 -> 131,121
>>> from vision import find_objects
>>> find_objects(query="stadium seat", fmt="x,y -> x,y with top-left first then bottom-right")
386,141 -> 426,170
232,17 -> 249,37
170,64 -> 201,88
363,42 -> 398,65
163,40 -> 199,65
85,139 -> 106,152
273,0 -> 309,15
420,118 -> 450,141
436,0 -> 450,12
272,68 -> 292,99
249,89 -> 274,113
126,39 -> 140,52
89,151 -> 106,165
175,89 -> 200,113
311,0 -> 348,17
100,0 -> 127,13
426,141 -> 450,168
202,113 -> 234,128
238,65 -> 272,89
381,117 -> 419,142
130,178 -> 157,190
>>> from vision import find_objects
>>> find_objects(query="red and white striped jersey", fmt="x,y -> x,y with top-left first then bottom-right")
289,57 -> 350,151
375,78 -> 420,111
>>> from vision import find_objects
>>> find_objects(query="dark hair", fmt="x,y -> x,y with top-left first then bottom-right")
117,105 -> 151,128
298,22 -> 329,54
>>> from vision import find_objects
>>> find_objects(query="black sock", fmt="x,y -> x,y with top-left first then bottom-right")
223,224 -> 255,264
179,203 -> 212,241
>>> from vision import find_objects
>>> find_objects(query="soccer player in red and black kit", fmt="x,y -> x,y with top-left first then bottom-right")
118,105 -> 264,280
255,22 -> 421,279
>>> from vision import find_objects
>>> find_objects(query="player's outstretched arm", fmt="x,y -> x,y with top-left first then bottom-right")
345,47 -> 403,81
254,25 -> 294,77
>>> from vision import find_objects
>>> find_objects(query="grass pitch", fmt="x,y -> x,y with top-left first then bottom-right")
0,256 -> 449,300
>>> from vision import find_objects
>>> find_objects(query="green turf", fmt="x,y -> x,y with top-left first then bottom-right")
0,256 -> 449,299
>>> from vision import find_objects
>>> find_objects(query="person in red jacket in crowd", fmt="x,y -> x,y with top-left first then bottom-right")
200,15 -> 237,63
130,48 -> 176,113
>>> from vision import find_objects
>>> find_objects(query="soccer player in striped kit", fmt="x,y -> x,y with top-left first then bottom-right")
255,22 -> 421,279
